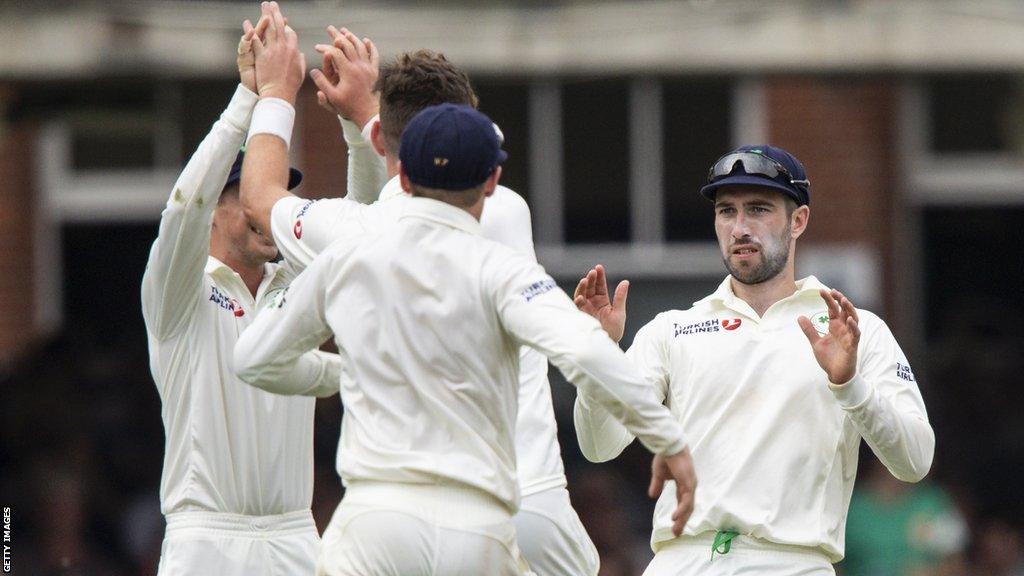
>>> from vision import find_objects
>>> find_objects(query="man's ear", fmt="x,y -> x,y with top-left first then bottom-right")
483,166 -> 502,198
398,163 -> 412,194
791,205 -> 810,240
370,120 -> 386,157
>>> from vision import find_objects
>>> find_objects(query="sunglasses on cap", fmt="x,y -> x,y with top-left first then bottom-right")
707,151 -> 811,192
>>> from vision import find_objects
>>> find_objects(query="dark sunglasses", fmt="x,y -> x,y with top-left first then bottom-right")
708,151 -> 810,191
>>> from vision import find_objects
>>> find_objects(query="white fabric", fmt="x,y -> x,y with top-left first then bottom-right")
337,115 -> 386,205
142,83 -> 340,517
514,488 -> 600,576
641,532 -> 834,576
574,275 -> 935,561
317,482 -> 531,576
247,97 -> 296,149
158,510 -> 319,576
269,177 -> 566,496
235,196 -> 687,512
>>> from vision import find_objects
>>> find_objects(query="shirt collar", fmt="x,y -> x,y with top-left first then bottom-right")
697,274 -> 828,307
379,175 -> 407,202
204,256 -> 282,286
399,196 -> 483,236
205,256 -> 232,277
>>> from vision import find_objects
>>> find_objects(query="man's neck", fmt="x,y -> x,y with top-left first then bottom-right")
209,247 -> 266,297
730,265 -> 798,317
386,154 -> 399,179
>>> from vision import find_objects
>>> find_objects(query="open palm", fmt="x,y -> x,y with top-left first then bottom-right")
573,264 -> 629,343
798,289 -> 861,384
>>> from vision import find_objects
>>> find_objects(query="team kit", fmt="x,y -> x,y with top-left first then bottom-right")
142,3 -> 934,575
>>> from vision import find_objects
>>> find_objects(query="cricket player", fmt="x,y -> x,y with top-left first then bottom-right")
572,145 -> 935,575
234,102 -> 698,576
141,18 -> 341,576
240,4 -> 600,573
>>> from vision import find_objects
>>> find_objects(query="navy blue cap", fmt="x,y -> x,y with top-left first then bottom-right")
699,144 -> 810,206
399,103 -> 507,191
224,150 -> 303,191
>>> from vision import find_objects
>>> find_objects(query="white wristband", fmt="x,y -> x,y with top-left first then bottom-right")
247,98 -> 296,150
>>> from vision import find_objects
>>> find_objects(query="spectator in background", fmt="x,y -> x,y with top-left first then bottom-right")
841,458 -> 967,576
969,515 -> 1024,576
570,467 -> 653,576
29,450 -> 119,576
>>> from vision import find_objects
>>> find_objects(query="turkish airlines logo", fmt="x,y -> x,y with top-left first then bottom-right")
210,286 -> 245,317
293,199 -> 316,239
721,318 -> 742,331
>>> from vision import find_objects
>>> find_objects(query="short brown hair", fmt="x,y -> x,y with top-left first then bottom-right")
408,182 -> 485,208
375,50 -> 478,155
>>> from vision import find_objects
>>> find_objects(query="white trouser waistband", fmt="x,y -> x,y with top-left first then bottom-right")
341,481 -> 512,528
658,531 -> 831,563
164,509 -> 316,537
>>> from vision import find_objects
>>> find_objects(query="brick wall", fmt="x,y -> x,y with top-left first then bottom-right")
763,76 -> 902,330
294,83 -> 350,200
0,122 -> 36,365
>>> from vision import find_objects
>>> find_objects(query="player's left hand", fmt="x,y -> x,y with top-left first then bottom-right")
798,289 -> 860,384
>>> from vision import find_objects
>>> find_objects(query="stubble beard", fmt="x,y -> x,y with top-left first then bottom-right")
724,223 -> 792,285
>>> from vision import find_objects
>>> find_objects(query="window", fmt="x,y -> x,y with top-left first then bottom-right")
180,79 -> 241,164
662,78 -> 732,241
928,74 -> 1024,155
61,223 -> 158,343
562,77 -> 631,243
474,78 -> 531,203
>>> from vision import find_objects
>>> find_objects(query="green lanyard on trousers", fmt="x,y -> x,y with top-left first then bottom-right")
712,530 -> 740,560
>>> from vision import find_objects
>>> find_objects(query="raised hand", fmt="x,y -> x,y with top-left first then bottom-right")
649,447 -> 697,537
251,1 -> 306,105
798,289 -> 861,384
309,25 -> 380,128
573,264 -> 629,343
237,16 -> 270,93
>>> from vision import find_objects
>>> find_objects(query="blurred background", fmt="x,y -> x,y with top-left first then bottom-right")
1,0 -> 1022,574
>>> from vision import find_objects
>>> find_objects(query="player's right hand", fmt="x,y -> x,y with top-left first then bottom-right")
251,2 -> 306,105
309,26 -> 380,129
573,264 -> 629,343
649,446 -> 697,537
237,16 -> 269,93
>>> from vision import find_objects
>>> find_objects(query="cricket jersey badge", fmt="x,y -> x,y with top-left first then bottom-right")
811,310 -> 830,335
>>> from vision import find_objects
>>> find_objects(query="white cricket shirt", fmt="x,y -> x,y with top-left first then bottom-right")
235,197 -> 687,512
269,166 -> 567,496
141,84 -> 341,516
573,275 -> 934,561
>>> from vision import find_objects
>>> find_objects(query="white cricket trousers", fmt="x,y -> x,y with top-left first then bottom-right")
514,487 -> 599,576
317,481 -> 533,576
157,509 -> 319,576
643,532 -> 835,576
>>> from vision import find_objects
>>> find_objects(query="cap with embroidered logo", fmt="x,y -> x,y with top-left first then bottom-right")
399,103 -> 507,191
